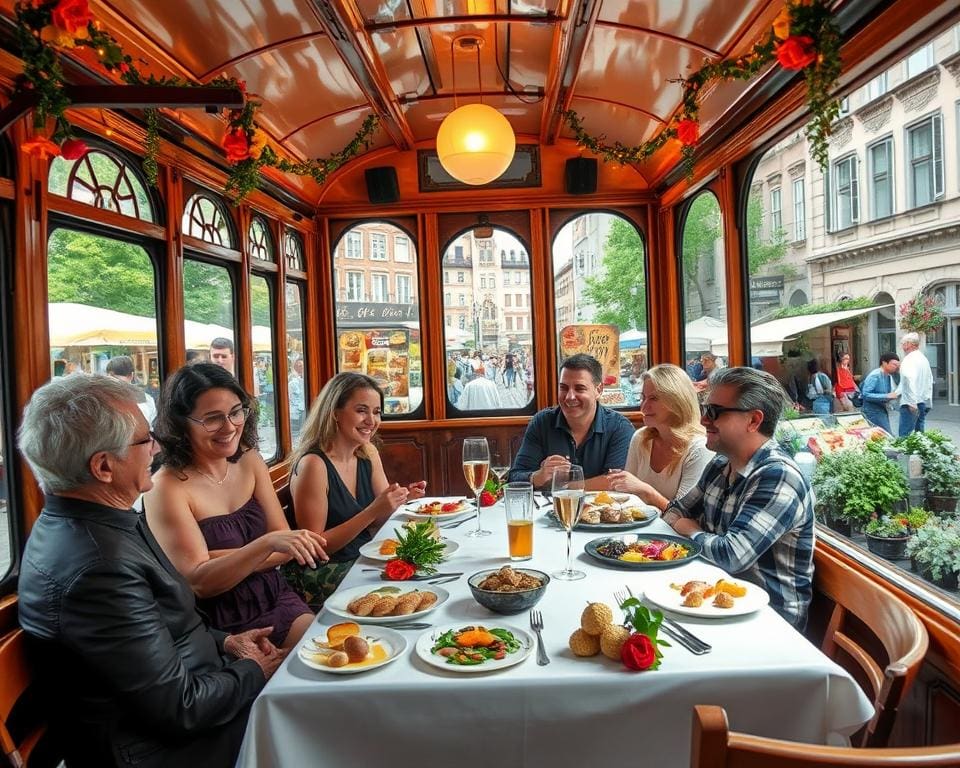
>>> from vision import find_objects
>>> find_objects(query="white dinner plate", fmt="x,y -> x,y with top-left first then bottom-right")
415,625 -> 534,673
402,497 -> 474,521
297,624 -> 407,674
359,537 -> 460,562
642,574 -> 769,618
323,584 -> 450,625
584,491 -> 642,507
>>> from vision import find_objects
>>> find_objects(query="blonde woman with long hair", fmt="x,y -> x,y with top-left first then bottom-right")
283,372 -> 426,607
606,364 -> 714,511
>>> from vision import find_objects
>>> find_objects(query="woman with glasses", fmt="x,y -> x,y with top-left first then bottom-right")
144,363 -> 326,651
283,372 -> 427,609
605,364 -> 714,513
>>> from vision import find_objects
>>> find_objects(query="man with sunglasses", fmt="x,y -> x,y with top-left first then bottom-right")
17,375 -> 283,768
662,367 -> 815,629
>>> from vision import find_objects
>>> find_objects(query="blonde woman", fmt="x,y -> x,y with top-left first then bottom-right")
606,364 -> 714,511
283,372 -> 426,607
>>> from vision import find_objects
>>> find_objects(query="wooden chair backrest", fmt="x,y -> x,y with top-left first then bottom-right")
691,705 -> 960,768
813,550 -> 928,747
0,628 -> 44,768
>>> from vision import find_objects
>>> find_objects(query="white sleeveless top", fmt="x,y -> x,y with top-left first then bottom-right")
624,428 -> 714,502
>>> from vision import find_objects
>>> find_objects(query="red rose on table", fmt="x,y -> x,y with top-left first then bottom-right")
479,490 -> 497,507
775,36 -> 817,70
621,632 -> 657,671
676,118 -> 700,147
52,0 -> 94,35
384,559 -> 416,580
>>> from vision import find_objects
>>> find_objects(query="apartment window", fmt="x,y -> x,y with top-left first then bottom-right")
514,272 -> 521,284
457,272 -> 464,283
459,294 -> 466,306
346,231 -> 362,259
832,155 -> 859,229
865,73 -> 887,102
370,233 -> 387,261
346,271 -> 364,300
792,179 -> 806,241
480,277 -> 487,289
906,113 -> 944,207
394,234 -> 410,262
838,97 -> 850,116
458,315 -> 466,329
506,316 -> 513,330
770,188 -> 782,233
445,292 -> 451,304
397,274 -> 412,304
868,137 -> 894,219
505,294 -> 512,307
454,245 -> 463,259
488,274 -> 496,288
371,273 -> 388,302
906,44 -> 934,79
444,271 -> 449,284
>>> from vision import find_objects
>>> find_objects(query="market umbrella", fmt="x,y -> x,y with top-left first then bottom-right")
48,303 -> 158,347
618,329 -> 647,350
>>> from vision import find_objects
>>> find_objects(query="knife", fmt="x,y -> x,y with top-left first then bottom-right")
360,569 -> 464,581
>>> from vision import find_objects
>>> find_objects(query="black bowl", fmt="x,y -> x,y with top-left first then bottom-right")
468,568 -> 550,614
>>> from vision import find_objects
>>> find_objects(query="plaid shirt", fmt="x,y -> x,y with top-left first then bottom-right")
664,440 -> 815,628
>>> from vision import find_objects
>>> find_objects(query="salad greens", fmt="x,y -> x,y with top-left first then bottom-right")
431,626 -> 521,666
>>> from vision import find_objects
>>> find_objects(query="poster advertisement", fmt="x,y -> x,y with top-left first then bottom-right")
558,324 -> 626,407
338,328 -> 411,414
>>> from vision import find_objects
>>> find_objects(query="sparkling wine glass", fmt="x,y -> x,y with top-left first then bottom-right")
462,437 -> 491,537
490,449 -> 512,487
552,464 -> 585,580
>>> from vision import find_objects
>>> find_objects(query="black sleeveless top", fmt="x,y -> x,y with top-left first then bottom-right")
293,450 -> 375,562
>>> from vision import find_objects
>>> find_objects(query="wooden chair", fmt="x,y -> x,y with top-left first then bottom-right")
0,628 -> 46,768
691,705 -> 960,768
813,549 -> 929,747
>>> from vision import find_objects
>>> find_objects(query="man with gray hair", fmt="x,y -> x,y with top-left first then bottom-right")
17,375 -> 281,768
897,331 -> 933,436
663,367 -> 815,628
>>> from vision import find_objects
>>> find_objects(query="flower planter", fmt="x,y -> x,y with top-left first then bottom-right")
825,513 -> 851,537
865,533 -> 910,560
917,565 -> 959,591
926,495 -> 959,516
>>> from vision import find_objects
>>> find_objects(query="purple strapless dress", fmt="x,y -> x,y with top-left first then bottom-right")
197,496 -> 309,645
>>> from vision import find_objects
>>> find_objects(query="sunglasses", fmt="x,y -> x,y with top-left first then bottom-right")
700,403 -> 755,421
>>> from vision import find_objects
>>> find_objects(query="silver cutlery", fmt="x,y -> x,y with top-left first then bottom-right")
427,575 -> 461,585
529,609 -> 550,666
360,569 -> 464,581
387,622 -> 432,630
439,514 -> 477,529
619,586 -> 711,654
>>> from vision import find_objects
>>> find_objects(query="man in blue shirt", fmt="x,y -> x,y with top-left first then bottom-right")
860,353 -> 900,433
511,353 -> 634,491
663,367 -> 815,628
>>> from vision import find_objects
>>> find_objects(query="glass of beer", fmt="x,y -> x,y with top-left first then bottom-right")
552,464 -> 585,581
503,481 -> 533,560
462,436 -> 491,537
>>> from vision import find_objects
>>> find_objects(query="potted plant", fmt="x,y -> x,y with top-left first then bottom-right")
906,520 -> 960,591
894,431 -> 960,515
812,444 -> 908,534
863,515 -> 911,560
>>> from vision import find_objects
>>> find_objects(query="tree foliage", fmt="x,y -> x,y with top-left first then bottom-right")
681,193 -> 720,319
581,218 -> 647,330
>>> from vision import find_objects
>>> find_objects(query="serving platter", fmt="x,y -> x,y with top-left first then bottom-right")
323,584 -> 450,624
643,574 -> 769,618
584,533 -> 702,570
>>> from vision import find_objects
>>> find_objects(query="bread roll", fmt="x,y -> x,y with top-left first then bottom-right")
370,596 -> 399,616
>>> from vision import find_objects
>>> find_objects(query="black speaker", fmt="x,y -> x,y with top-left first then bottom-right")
364,166 -> 400,204
565,157 -> 597,195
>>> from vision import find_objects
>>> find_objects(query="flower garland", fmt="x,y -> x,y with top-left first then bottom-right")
562,0 -> 841,176
12,0 -> 378,199
899,294 -> 946,335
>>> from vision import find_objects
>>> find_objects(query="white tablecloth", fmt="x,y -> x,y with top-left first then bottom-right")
237,502 -> 873,768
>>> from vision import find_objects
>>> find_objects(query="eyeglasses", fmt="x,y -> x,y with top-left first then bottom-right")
700,403 -> 755,421
129,430 -> 158,450
186,406 -> 250,433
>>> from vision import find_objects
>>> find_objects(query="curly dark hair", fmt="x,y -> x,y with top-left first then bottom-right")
155,363 -> 258,472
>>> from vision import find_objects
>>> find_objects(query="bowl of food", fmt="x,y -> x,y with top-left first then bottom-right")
467,566 -> 549,614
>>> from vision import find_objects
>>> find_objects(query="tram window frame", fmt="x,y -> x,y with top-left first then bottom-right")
442,224 -> 538,420
249,270 -> 280,463
182,253 -> 241,374
330,220 -> 425,421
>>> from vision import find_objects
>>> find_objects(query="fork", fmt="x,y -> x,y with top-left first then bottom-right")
614,589 -> 710,655
625,585 -> 711,653
529,609 -> 550,666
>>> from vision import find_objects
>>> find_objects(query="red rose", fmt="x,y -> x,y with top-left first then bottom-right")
676,118 -> 700,147
384,559 -> 416,580
60,138 -> 89,160
621,632 -> 657,671
221,128 -> 251,163
51,0 -> 94,35
775,36 -> 817,71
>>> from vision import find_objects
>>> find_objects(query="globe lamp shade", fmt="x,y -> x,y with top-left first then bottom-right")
436,103 -> 516,185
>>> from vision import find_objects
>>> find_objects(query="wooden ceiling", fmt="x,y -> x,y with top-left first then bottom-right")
3,0 -> 800,205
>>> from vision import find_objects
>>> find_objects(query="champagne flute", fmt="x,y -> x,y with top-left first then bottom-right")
552,464 -> 585,581
462,437 -> 491,537
490,449 -> 512,486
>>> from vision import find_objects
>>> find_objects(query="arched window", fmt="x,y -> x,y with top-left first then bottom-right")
49,146 -> 155,222
284,229 -> 305,272
552,212 -> 648,410
182,193 -> 234,247
248,215 -> 275,262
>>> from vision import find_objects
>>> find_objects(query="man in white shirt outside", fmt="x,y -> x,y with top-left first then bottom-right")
897,332 -> 933,437
105,355 -> 157,424
456,368 -> 503,411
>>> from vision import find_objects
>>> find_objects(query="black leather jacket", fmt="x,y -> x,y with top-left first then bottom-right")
18,495 -> 266,767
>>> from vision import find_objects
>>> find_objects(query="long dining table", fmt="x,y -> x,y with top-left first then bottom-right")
236,497 -> 874,768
